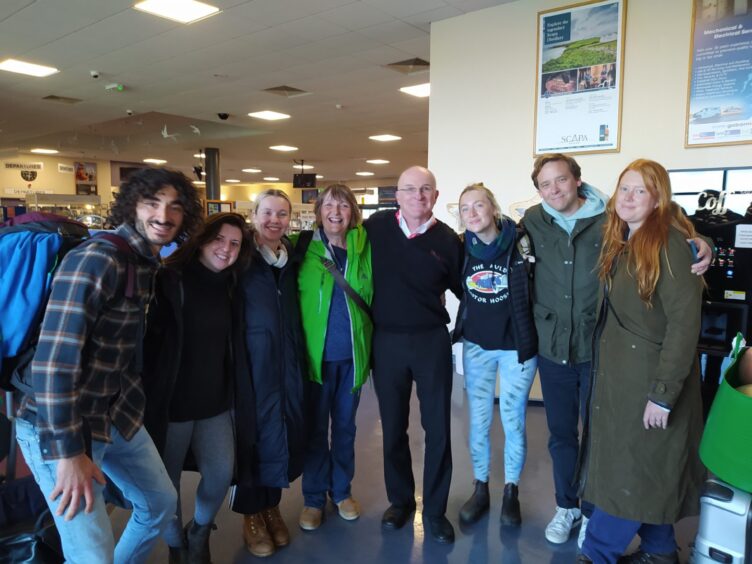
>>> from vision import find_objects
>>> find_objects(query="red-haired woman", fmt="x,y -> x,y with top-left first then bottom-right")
578,160 -> 705,564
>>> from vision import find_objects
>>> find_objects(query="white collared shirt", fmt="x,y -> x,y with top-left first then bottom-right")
396,210 -> 437,238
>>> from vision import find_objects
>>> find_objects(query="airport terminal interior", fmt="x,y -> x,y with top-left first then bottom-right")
2,0 -> 752,563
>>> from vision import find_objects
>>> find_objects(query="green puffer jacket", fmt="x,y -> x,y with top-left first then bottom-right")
522,204 -> 605,365
294,225 -> 373,391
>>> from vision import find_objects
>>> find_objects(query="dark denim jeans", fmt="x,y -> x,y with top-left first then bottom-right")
582,506 -> 676,563
302,360 -> 361,508
538,356 -> 593,516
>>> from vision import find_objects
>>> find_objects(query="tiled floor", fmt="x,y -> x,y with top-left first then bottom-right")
112,375 -> 699,563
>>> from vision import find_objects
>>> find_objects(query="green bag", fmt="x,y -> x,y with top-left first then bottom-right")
699,334 -> 752,493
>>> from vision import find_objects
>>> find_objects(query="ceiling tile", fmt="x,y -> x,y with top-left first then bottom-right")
317,2 -> 395,31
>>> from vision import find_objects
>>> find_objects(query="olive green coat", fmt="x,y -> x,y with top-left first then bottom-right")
581,227 -> 705,524
522,203 -> 606,365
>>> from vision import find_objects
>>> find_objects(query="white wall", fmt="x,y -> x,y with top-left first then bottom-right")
428,0 -> 751,223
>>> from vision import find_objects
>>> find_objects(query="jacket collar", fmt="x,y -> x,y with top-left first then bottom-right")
114,223 -> 161,263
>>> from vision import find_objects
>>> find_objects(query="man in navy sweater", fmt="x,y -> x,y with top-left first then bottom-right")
365,166 -> 463,544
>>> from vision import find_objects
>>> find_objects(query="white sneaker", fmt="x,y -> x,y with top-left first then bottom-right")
577,515 -> 589,549
545,506 -> 582,544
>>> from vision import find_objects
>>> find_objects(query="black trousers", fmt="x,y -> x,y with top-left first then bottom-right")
372,327 -> 453,517
230,484 -> 282,515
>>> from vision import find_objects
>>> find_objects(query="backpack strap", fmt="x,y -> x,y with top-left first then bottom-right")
294,230 -> 314,261
88,233 -> 143,373
91,233 -> 137,299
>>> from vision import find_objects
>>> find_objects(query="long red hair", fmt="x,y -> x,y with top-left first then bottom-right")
598,159 -> 699,305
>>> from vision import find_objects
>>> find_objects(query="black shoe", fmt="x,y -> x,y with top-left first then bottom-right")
425,515 -> 455,544
185,519 -> 217,564
576,556 -> 593,563
381,503 -> 416,530
500,483 -> 521,526
168,546 -> 188,564
459,480 -> 489,525
617,551 -> 679,564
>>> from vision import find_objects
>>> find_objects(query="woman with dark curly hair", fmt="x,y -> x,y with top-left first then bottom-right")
108,167 -> 204,246
142,213 -> 254,563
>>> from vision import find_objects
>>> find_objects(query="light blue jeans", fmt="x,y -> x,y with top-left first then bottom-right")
15,418 -> 177,564
462,340 -> 537,484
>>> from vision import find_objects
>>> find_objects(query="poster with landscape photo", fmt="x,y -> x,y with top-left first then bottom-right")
686,0 -> 752,147
534,0 -> 625,154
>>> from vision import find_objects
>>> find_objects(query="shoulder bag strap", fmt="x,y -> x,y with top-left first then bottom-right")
320,257 -> 373,321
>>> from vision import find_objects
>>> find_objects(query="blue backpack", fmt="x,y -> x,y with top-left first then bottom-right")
0,212 -> 136,394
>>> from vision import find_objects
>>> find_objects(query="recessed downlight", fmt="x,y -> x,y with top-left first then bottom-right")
248,110 -> 290,121
316,175 -> 324,179
269,145 -> 298,152
369,134 -> 401,142
263,176 -> 280,181
133,0 -> 220,24
399,83 -> 430,97
293,164 -> 314,170
366,159 -> 389,165
225,179 -> 240,183
242,168 -> 262,173
356,171 -> 374,177
143,158 -> 167,164
193,152 -> 205,158
30,148 -> 59,154
0,59 -> 59,77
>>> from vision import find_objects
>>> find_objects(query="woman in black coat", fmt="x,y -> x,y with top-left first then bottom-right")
142,212 -> 253,564
232,189 -> 308,558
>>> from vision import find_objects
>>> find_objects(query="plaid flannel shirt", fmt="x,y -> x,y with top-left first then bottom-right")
21,223 -> 159,460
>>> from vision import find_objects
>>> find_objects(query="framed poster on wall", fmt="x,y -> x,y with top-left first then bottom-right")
206,200 -> 234,215
74,162 -> 98,195
534,0 -> 626,155
685,0 -> 752,148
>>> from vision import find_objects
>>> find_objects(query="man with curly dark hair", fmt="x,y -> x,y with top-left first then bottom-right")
109,167 -> 204,248
16,167 -> 202,563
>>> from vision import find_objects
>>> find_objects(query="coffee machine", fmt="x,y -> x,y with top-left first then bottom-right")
670,167 -> 752,416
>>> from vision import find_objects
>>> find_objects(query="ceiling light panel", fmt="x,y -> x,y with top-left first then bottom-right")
369,134 -> 401,142
366,159 -> 389,164
143,158 -> 167,164
269,145 -> 298,152
399,83 -> 430,97
133,0 -> 220,24
293,165 -> 313,170
356,171 -> 374,176
263,177 -> 280,181
242,168 -> 261,173
248,110 -> 290,120
30,148 -> 59,154
0,59 -> 59,77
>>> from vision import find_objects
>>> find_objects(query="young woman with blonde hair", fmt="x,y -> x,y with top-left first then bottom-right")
453,183 -> 537,527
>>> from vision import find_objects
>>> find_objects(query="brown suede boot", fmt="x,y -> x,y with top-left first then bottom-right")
242,513 -> 275,558
261,506 -> 290,547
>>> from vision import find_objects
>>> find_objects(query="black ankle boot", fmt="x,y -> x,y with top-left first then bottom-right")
459,480 -> 490,524
500,483 -> 521,526
168,546 -> 188,564
185,519 -> 216,564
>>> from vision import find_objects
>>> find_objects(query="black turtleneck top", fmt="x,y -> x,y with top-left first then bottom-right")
170,258 -> 233,422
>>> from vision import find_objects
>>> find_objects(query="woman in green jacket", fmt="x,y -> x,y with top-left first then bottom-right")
578,159 -> 705,564
294,183 -> 373,531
